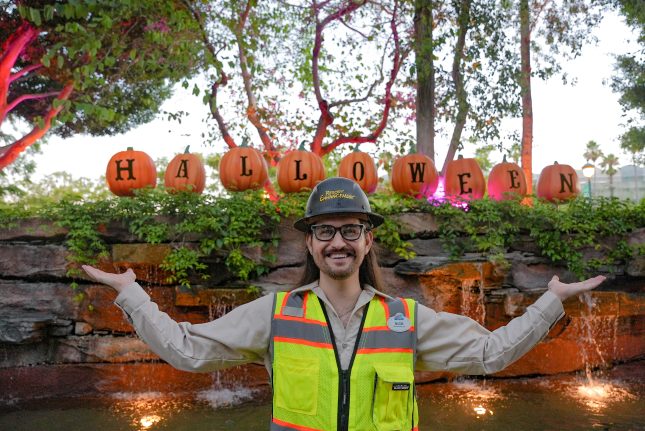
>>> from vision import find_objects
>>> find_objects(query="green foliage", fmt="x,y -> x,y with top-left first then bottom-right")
2,183 -> 643,287
3,0 -> 206,139
430,196 -> 645,279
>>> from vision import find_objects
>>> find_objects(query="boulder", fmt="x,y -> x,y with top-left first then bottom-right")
0,244 -> 68,279
53,335 -> 157,363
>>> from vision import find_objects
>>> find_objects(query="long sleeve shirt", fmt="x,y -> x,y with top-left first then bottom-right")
114,281 -> 565,377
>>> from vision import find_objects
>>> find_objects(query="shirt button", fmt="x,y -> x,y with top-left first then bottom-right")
342,343 -> 348,349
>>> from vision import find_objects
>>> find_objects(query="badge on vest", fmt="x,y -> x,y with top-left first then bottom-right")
387,312 -> 411,332
392,383 -> 411,391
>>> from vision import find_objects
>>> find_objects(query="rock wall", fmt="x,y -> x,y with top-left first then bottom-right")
1,216 -> 643,400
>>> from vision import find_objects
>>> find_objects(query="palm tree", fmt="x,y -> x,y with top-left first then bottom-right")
583,140 -> 604,163
600,154 -> 620,198
583,140 -> 604,190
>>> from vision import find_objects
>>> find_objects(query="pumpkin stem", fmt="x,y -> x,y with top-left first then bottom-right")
184,145 -> 190,154
353,144 -> 361,152
457,154 -> 464,160
502,154 -> 507,163
241,137 -> 250,147
127,147 -> 134,151
298,141 -> 308,151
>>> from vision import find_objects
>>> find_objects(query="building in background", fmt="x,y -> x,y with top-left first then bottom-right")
575,165 -> 645,201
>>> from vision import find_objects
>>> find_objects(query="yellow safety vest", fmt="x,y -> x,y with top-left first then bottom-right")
270,290 -> 419,431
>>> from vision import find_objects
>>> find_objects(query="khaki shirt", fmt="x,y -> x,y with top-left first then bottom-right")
115,281 -> 564,377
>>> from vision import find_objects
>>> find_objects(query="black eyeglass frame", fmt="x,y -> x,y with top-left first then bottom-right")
309,223 -> 369,241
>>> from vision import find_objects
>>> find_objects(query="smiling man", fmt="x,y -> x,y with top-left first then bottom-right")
83,176 -> 606,431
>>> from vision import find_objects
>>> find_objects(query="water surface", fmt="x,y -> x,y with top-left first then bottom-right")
1,362 -> 643,430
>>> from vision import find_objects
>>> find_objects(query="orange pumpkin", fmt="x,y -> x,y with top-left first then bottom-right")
164,146 -> 206,194
444,155 -> 486,200
277,142 -> 325,193
219,140 -> 268,191
537,161 -> 580,202
487,155 -> 527,201
391,153 -> 439,197
337,146 -> 378,194
106,147 -> 157,197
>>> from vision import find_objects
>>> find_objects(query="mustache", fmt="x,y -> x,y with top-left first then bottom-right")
324,246 -> 356,256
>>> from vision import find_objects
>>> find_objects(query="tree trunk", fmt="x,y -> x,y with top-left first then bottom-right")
415,0 -> 435,160
520,0 -> 533,196
440,0 -> 470,175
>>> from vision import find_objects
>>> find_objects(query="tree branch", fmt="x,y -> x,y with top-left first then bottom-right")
320,0 -> 405,155
440,0 -> 471,175
329,39 -> 388,109
9,64 -> 43,83
311,0 -> 367,154
180,0 -> 237,149
234,0 -> 278,163
3,91 -> 61,121
0,83 -> 74,170
0,22 -> 40,126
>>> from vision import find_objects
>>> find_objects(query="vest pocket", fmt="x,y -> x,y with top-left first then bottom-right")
372,364 -> 414,431
274,356 -> 320,416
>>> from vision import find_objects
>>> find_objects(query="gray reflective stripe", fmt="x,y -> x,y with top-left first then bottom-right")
273,317 -> 331,346
412,301 -> 418,368
285,291 -> 304,309
385,297 -> 406,317
269,293 -> 278,362
360,328 -> 415,350
282,306 -> 304,317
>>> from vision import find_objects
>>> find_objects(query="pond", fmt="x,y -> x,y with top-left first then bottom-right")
1,362 -> 643,431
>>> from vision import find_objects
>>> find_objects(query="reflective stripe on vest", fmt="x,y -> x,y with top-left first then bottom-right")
270,290 -> 419,431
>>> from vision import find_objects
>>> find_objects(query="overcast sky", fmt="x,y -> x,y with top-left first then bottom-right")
28,11 -> 639,182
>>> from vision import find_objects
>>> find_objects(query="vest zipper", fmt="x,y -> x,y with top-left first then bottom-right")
318,298 -> 369,431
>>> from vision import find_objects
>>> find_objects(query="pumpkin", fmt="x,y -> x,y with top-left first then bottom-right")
487,155 -> 527,201
391,153 -> 439,197
106,147 -> 157,197
277,142 -> 325,193
337,146 -> 378,194
219,139 -> 268,191
537,161 -> 580,202
164,146 -> 206,194
444,155 -> 486,200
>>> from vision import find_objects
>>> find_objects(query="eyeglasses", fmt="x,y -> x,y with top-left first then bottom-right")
310,224 -> 367,241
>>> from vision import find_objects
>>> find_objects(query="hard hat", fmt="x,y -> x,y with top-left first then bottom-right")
293,177 -> 384,232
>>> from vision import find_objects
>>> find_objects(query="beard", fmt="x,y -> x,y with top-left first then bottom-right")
312,246 -> 362,280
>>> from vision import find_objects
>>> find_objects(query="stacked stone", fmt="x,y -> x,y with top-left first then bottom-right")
0,216 -> 643,400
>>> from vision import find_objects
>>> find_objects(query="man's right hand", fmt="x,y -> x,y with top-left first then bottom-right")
82,265 -> 136,293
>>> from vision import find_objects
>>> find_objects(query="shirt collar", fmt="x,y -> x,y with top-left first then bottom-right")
290,280 -> 393,300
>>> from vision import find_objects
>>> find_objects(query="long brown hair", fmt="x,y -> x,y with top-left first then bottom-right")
297,239 -> 385,291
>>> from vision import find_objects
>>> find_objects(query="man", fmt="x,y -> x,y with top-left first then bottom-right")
83,177 -> 605,431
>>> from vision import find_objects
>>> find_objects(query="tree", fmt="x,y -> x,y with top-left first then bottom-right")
519,0 -> 532,197
474,143 -> 496,173
0,1 -> 205,170
414,0 -> 435,160
583,140 -> 604,164
620,126 -> 644,199
517,1 -> 602,199
610,0 -> 644,200
583,139 -> 604,190
600,153 -> 619,197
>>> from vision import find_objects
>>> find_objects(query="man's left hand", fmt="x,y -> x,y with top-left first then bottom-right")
548,275 -> 606,302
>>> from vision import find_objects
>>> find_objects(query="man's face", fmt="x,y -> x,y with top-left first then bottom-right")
305,215 -> 373,281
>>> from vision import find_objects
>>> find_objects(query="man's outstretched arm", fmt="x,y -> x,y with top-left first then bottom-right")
415,274 -> 607,375
82,265 -> 273,373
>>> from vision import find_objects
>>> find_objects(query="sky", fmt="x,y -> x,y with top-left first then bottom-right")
27,11 -> 640,183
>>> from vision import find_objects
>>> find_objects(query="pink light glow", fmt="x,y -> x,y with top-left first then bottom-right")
427,177 -> 470,209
